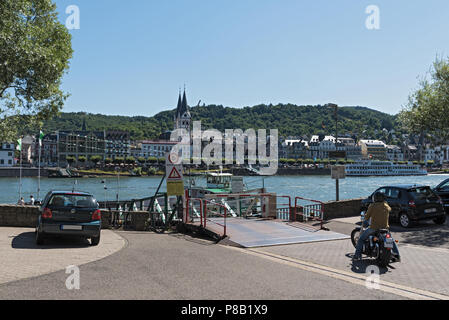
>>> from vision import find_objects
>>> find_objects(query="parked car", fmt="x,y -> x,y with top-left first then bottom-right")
360,184 -> 446,228
433,178 -> 449,214
36,191 -> 101,246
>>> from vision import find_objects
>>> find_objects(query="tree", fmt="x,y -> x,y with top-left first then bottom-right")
399,57 -> 449,141
0,0 -> 73,141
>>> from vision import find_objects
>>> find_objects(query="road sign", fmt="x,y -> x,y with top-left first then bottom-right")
167,166 -> 182,180
331,165 -> 346,180
166,152 -> 184,196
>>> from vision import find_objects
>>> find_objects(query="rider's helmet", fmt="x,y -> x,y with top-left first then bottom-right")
373,191 -> 386,203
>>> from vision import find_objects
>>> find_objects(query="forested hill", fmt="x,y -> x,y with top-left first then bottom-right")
38,104 -> 399,141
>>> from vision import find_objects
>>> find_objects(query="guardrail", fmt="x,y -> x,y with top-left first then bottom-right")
294,196 -> 324,228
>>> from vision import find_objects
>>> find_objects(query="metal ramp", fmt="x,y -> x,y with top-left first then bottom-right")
207,218 -> 349,248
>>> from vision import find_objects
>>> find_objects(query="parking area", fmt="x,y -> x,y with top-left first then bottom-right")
0,227 -> 126,285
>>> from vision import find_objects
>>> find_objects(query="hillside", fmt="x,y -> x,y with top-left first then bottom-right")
33,104 -> 400,142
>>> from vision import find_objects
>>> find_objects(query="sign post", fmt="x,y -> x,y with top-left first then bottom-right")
331,165 -> 346,201
166,152 -> 184,197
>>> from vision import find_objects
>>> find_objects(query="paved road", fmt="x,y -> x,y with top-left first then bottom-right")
1,217 -> 449,300
0,230 -> 402,300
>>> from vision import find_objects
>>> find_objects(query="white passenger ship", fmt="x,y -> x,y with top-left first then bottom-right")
345,161 -> 428,176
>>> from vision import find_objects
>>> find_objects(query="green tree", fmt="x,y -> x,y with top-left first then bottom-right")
0,0 -> 73,141
125,156 -> 135,165
66,156 -> 75,164
399,57 -> 449,141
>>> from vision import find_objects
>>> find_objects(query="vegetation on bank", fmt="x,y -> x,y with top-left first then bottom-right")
21,104 -> 401,143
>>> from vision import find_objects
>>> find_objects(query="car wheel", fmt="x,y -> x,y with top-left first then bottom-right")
433,215 -> 447,225
399,213 -> 411,228
36,230 -> 45,245
90,235 -> 100,246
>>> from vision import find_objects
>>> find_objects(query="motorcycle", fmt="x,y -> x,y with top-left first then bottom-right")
350,211 -> 400,267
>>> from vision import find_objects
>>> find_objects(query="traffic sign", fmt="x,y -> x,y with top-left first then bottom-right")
166,152 -> 184,196
167,166 -> 182,180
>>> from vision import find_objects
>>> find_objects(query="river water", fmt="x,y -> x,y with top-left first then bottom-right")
2,174 -> 449,204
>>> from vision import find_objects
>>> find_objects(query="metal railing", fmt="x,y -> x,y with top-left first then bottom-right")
294,196 -> 324,228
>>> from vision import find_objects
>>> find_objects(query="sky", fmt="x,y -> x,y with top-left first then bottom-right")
54,0 -> 449,117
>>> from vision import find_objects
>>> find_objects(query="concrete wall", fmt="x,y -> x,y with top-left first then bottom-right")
0,168 -> 49,177
322,198 -> 364,220
0,205 -> 111,229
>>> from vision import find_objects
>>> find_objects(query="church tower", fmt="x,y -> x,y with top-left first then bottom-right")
174,88 -> 191,132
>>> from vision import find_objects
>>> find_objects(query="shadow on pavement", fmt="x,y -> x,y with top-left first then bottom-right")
345,253 -> 389,275
390,220 -> 449,248
11,232 -> 91,249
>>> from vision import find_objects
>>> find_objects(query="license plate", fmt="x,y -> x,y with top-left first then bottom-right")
61,225 -> 82,231
425,208 -> 437,214
384,239 -> 394,248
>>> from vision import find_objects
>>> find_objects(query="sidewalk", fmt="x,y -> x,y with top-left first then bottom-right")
0,227 -> 126,285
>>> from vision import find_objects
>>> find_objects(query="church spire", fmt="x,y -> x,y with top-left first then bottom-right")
176,89 -> 182,116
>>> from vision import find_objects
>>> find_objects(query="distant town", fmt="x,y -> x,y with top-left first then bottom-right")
1,90 -> 449,173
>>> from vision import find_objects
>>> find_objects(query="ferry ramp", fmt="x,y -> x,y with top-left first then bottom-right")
203,218 -> 349,248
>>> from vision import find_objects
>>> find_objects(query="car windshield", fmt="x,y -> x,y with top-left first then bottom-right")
49,194 -> 98,208
408,187 -> 436,200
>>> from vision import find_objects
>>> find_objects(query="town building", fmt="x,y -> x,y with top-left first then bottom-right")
0,143 -> 15,167
308,135 -> 337,160
33,134 -> 58,166
386,145 -> 404,162
133,140 -> 178,158
56,130 -> 106,166
105,130 -> 131,160
279,138 -> 308,159
359,139 -> 387,160
338,138 -> 362,160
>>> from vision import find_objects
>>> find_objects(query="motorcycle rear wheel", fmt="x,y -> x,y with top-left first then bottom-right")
377,243 -> 392,268
351,228 -> 361,248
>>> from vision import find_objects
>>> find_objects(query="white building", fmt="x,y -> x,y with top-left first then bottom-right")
133,141 -> 178,158
0,143 -> 15,167
308,135 -> 337,159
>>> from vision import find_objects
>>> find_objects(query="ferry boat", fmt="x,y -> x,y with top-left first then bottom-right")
345,161 -> 428,176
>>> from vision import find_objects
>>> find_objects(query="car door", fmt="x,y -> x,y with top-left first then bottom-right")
435,179 -> 449,211
385,187 -> 401,219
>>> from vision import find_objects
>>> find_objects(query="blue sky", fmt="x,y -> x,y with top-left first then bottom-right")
55,0 -> 449,117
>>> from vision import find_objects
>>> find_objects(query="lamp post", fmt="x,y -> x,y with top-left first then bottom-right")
327,103 -> 340,201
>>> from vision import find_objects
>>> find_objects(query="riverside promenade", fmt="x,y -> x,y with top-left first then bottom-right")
1,217 -> 449,300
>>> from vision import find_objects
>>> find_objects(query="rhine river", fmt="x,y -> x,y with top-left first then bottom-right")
2,174 -> 449,204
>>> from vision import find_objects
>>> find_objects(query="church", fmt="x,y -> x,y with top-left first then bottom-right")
159,89 -> 192,140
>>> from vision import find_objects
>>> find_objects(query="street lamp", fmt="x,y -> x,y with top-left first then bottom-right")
327,103 -> 340,201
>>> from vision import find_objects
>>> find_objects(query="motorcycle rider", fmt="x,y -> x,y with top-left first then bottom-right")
353,191 -> 400,262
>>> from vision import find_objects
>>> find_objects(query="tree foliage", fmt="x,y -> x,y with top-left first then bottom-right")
0,0 -> 73,141
399,57 -> 449,141
35,104 -> 399,142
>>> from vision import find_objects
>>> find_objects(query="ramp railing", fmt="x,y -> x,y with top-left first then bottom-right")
276,195 -> 292,220
294,196 -> 324,228
203,199 -> 228,237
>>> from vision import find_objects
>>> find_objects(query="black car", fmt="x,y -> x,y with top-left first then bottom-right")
360,184 -> 446,228
433,178 -> 449,214
36,191 -> 102,246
